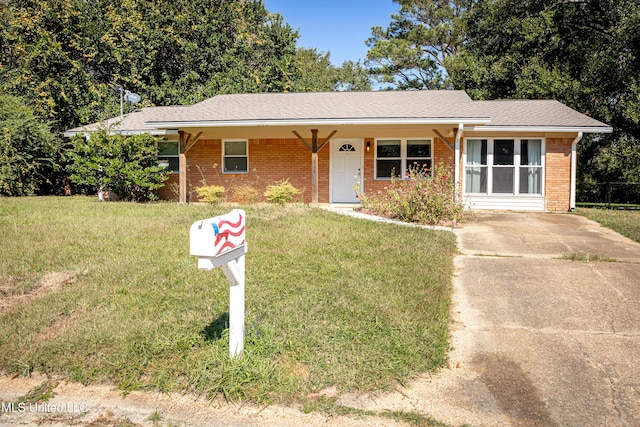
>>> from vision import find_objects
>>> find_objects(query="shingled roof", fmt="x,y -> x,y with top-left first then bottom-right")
63,106 -> 186,137
473,99 -> 609,130
65,91 -> 612,135
181,90 -> 480,120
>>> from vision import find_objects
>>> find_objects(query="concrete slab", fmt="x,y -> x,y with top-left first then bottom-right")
459,257 -> 640,333
454,213 -> 640,426
458,212 -> 640,263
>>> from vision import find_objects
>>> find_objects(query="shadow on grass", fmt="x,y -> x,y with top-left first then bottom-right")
200,312 -> 229,341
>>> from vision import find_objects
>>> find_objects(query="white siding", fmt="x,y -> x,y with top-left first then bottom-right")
465,196 -> 546,211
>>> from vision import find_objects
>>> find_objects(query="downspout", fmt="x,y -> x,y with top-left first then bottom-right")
454,124 -> 464,200
570,132 -> 583,211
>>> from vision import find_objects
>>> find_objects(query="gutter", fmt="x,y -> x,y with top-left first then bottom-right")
465,125 -> 612,134
145,117 -> 492,129
454,124 -> 464,199
63,129 -> 179,138
570,132 -> 583,211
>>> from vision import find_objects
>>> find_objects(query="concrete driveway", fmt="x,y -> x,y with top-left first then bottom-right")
339,211 -> 640,426
454,212 -> 640,426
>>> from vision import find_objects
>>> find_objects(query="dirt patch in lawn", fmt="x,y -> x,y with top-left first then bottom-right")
0,374 -> 397,427
0,270 -> 86,314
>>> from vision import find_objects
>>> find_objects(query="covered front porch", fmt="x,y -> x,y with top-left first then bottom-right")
167,121 -> 469,206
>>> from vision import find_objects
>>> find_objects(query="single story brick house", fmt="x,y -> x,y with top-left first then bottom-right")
65,90 -> 612,211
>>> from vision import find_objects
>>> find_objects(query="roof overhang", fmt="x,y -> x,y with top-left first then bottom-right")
466,125 -> 613,134
63,129 -> 179,138
146,117 -> 492,129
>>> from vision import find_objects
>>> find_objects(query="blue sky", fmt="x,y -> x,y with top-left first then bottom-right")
263,0 -> 399,66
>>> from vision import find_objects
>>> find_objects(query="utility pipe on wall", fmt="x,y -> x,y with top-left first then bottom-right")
570,131 -> 583,211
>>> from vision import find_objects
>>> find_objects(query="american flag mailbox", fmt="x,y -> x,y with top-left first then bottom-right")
190,209 -> 247,272
190,209 -> 247,359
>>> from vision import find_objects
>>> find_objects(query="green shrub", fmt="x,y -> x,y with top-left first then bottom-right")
195,185 -> 226,204
66,130 -> 168,201
264,179 -> 302,205
0,94 -> 58,196
232,184 -> 261,204
359,162 -> 465,225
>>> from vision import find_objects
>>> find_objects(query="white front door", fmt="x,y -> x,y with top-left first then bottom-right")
331,139 -> 362,203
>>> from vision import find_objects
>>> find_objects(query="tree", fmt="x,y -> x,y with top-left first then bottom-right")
291,48 -> 336,92
292,48 -> 372,92
446,0 -> 640,200
66,130 -> 168,201
1,0 -> 111,133
366,0 -> 474,89
334,60 -> 372,92
0,94 -> 58,196
0,0 -> 302,133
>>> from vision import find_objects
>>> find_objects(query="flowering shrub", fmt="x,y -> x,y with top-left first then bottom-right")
264,179 -> 302,205
359,162 -> 465,225
195,185 -> 226,204
232,184 -> 261,204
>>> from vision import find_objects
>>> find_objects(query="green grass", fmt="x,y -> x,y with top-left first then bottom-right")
577,208 -> 640,243
301,398 -> 458,426
576,202 -> 640,210
13,380 -> 58,404
0,196 -> 456,403
560,251 -> 615,262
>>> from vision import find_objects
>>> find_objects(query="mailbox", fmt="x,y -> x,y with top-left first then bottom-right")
189,209 -> 248,359
190,209 -> 246,258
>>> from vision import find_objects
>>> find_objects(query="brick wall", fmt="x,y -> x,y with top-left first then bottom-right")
163,138 -> 331,203
156,174 -> 179,200
545,138 -> 573,211
156,137 -> 465,204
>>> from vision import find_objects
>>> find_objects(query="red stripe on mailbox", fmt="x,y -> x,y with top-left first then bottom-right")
213,211 -> 245,256
218,215 -> 243,232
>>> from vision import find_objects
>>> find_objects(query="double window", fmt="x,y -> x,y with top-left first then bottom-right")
158,140 -> 250,174
375,138 -> 432,179
223,140 -> 248,173
465,138 -> 543,195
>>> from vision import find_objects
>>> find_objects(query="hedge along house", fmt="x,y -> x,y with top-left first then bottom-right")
65,91 -> 612,211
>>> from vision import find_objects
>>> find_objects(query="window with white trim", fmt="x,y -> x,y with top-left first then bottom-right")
223,140 -> 248,173
465,138 -> 543,195
519,139 -> 543,194
157,140 -> 179,173
465,139 -> 487,193
375,138 -> 432,179
493,139 -> 515,193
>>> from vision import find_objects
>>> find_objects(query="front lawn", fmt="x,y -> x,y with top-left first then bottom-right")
577,208 -> 640,243
0,197 -> 457,402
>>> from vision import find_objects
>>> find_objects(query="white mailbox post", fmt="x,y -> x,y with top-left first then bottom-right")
190,209 -> 247,359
